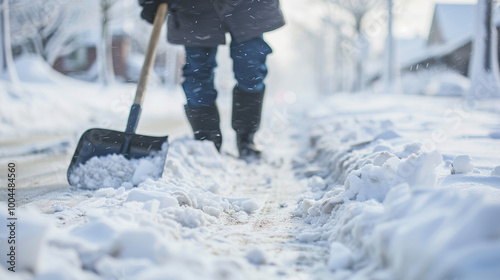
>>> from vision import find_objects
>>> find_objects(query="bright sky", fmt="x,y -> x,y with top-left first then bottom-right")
396,0 -> 477,38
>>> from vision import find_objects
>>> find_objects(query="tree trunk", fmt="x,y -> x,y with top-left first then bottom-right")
0,0 -> 19,84
98,0 -> 115,86
384,0 -> 395,93
352,32 -> 366,92
352,14 -> 365,92
31,29 -> 46,59
468,0 -> 500,99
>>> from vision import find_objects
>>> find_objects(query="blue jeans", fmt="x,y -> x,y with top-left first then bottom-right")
182,36 -> 272,108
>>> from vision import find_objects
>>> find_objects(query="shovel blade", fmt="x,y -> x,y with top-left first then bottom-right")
67,128 -> 168,186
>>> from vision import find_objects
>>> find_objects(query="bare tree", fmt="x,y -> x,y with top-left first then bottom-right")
97,0 -> 139,86
10,0 -> 120,86
7,0 -> 150,86
10,0 -> 95,65
97,0 -> 119,86
327,0 -> 381,92
317,0 -> 353,93
0,0 -> 19,84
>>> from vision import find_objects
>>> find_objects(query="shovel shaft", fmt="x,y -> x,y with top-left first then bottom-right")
125,3 -> 167,135
134,3 -> 168,107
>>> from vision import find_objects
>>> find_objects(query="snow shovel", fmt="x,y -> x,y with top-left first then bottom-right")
67,3 -> 169,186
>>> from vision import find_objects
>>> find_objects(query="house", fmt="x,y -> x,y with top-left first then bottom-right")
427,4 -> 475,46
52,30 -> 185,85
52,32 -> 131,82
401,3 -> 500,77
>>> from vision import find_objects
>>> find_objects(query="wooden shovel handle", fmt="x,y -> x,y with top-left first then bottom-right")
134,3 -> 168,105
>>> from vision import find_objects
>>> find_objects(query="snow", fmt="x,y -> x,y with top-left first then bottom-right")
2,1 -> 500,279
327,242 -> 354,271
246,248 -> 267,266
68,143 -> 168,189
492,166 -> 500,176
0,139 -> 265,279
289,93 -> 500,280
6,89 -> 500,279
451,155 -> 475,174
433,4 -> 476,44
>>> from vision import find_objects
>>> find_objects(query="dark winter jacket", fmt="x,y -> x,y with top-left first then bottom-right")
165,0 -> 285,47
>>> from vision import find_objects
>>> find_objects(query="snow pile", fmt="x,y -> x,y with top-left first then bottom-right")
68,144 -> 168,189
293,110 -> 500,279
0,139 -> 258,279
13,55 -> 77,84
0,83 -> 92,137
327,242 -> 354,271
398,68 -> 470,96
0,56 -> 108,137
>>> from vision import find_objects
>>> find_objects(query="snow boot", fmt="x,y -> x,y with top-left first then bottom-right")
232,87 -> 264,159
185,104 -> 222,151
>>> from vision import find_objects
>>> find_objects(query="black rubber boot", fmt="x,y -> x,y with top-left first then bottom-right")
232,87 -> 265,159
185,104 -> 222,151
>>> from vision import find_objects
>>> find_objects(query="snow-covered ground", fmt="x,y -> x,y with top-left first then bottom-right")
2,81 -> 500,279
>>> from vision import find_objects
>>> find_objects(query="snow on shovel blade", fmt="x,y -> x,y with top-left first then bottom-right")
67,128 -> 168,187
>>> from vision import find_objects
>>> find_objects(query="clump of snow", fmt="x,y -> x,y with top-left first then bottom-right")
94,187 -> 118,198
242,199 -> 259,213
327,242 -> 354,271
491,166 -> 500,176
297,231 -> 322,243
343,149 -> 442,202
450,155 -> 475,174
489,131 -> 500,139
126,188 -> 179,209
246,248 -> 267,265
53,204 -> 68,212
308,176 -> 327,191
374,129 -> 400,140
69,149 -> 167,189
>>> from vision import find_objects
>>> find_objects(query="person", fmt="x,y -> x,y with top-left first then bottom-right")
139,0 -> 285,159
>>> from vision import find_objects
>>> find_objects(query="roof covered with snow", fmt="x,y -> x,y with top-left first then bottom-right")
428,4 -> 475,45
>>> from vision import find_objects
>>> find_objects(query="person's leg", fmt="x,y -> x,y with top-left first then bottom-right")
182,46 -> 218,107
230,36 -> 272,159
182,46 -> 222,151
230,36 -> 272,93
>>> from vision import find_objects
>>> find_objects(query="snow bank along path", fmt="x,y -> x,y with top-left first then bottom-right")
291,94 -> 500,280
